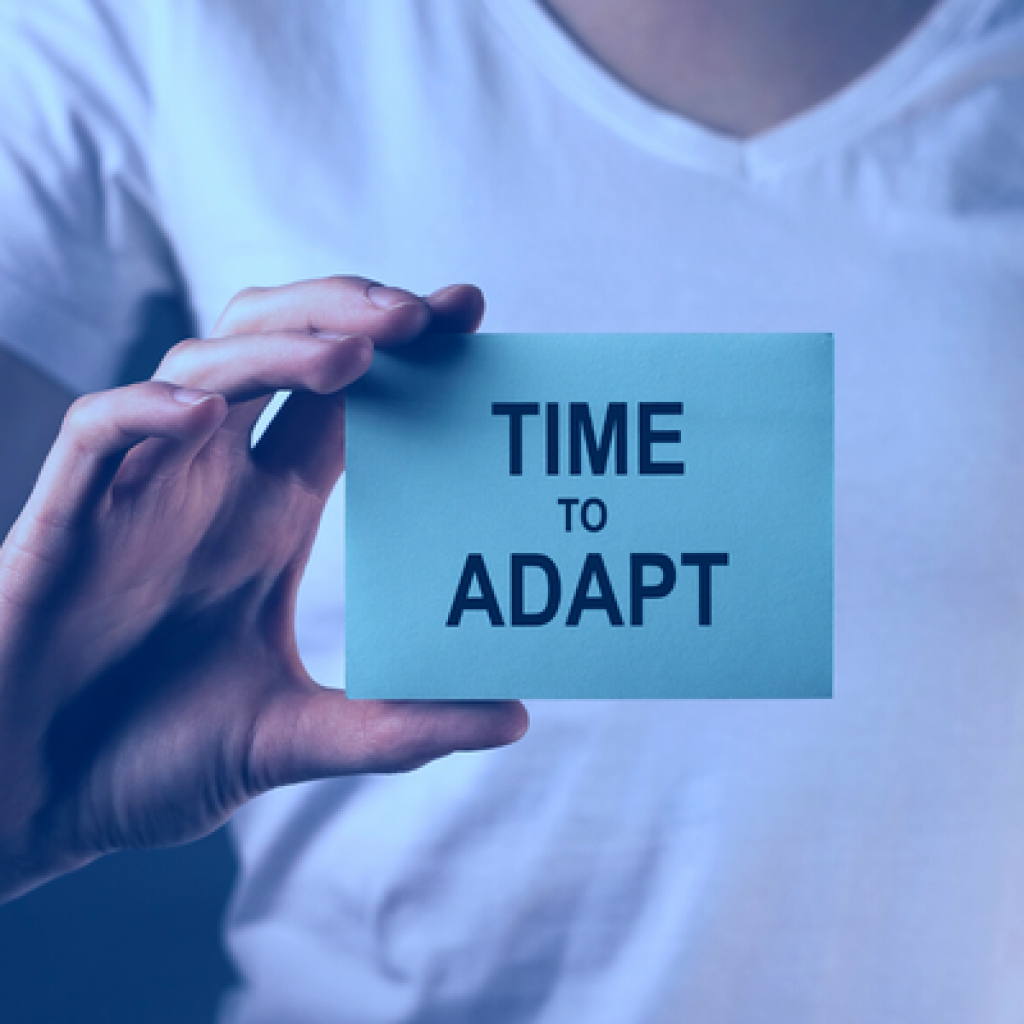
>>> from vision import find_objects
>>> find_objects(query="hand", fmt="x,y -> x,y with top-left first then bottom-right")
0,277 -> 528,903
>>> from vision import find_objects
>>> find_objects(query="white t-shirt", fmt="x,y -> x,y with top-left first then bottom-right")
2,1 -> 1024,1020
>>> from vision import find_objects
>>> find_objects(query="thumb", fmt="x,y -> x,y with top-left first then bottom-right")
244,685 -> 529,792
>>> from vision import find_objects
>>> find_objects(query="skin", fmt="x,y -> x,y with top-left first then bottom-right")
542,0 -> 940,136
0,278 -> 528,903
0,0 -> 942,904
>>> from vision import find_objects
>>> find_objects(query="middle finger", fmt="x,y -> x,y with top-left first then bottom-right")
153,330 -> 373,439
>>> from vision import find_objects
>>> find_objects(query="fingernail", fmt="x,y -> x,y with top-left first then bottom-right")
172,387 -> 214,405
314,331 -> 372,345
427,283 -> 467,301
367,284 -> 420,310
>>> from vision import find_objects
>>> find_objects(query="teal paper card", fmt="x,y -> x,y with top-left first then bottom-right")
345,334 -> 833,699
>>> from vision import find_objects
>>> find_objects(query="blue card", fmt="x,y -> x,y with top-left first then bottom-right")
345,334 -> 833,699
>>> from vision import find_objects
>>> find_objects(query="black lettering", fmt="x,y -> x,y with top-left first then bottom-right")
566,553 -> 624,626
446,554 -> 505,626
681,553 -> 729,626
570,402 -> 627,475
639,402 -> 685,475
492,402 -> 540,476
510,554 -> 561,626
629,553 -> 677,625
581,498 -> 608,533
546,402 -> 559,475
557,497 -> 579,532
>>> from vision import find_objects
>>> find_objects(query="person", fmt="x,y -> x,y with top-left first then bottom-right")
1,0 -> 1022,1021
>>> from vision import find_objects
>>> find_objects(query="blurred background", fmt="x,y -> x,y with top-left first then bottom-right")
0,833 -> 238,1023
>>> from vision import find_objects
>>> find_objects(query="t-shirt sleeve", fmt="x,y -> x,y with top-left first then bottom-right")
0,0 -> 182,394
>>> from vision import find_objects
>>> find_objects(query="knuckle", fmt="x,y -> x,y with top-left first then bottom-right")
360,705 -> 439,772
320,274 -> 374,305
155,338 -> 200,378
232,285 -> 267,307
61,383 -> 167,452
62,392 -> 103,435
61,392 -> 121,453
303,346 -> 341,393
327,273 -> 371,290
215,287 -> 269,335
307,337 -> 368,392
167,337 -> 198,358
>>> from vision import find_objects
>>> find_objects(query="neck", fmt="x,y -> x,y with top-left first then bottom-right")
542,0 -> 941,137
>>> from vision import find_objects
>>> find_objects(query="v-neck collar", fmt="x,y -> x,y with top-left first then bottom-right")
484,0 -> 998,179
